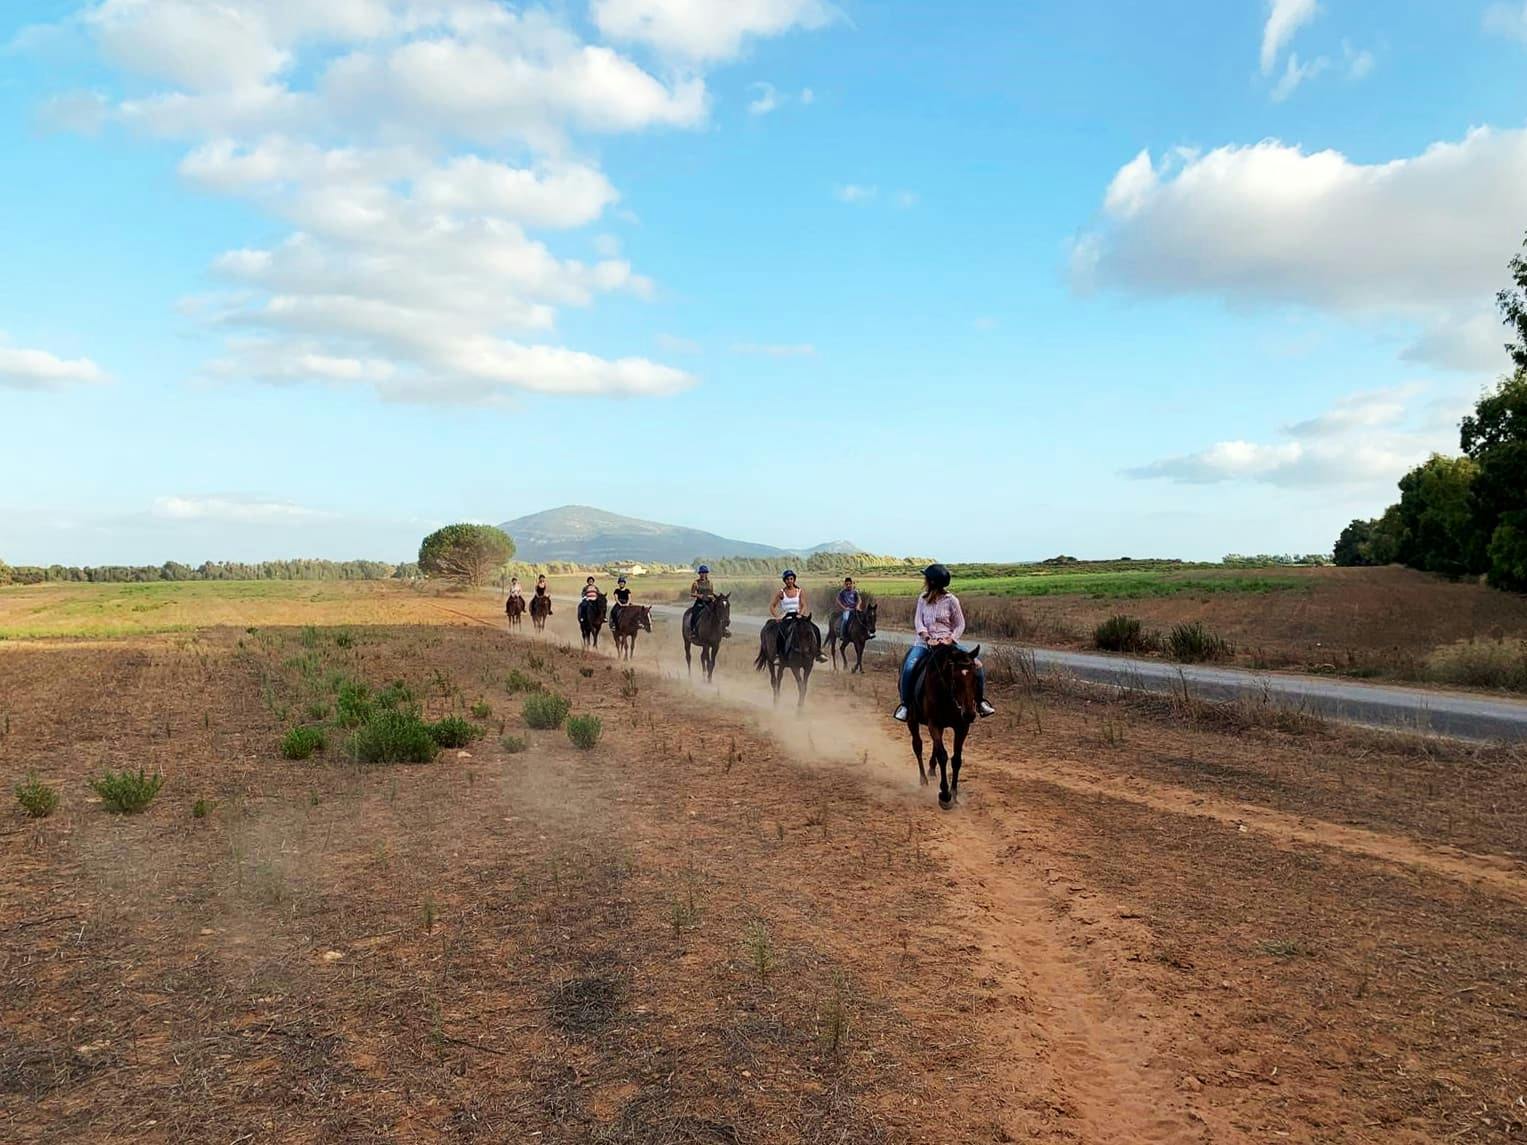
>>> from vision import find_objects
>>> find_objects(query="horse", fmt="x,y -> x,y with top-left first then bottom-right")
529,592 -> 551,633
825,598 -> 878,673
682,593 -> 731,682
754,614 -> 822,709
905,643 -> 981,809
578,592 -> 608,649
610,604 -> 652,660
505,593 -> 526,629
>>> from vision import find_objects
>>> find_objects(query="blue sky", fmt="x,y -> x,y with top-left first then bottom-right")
2,0 -> 1526,566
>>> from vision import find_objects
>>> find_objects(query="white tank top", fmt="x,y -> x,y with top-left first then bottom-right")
779,589 -> 801,616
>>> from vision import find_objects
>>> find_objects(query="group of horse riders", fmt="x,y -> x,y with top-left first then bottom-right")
506,562 -> 994,722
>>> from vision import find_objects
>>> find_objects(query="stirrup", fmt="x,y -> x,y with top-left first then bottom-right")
893,705 -> 909,723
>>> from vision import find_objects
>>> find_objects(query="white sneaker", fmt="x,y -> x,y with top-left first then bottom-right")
893,705 -> 909,722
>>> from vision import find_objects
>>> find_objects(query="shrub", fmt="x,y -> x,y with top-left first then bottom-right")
523,692 -> 571,730
375,680 -> 416,712
281,725 -> 326,760
192,798 -> 214,818
348,710 -> 440,764
1424,637 -> 1527,691
336,681 -> 374,727
1093,614 -> 1155,653
428,715 -> 482,748
505,669 -> 542,694
15,773 -> 59,818
88,769 -> 165,814
1166,621 -> 1232,663
304,700 -> 330,721
334,629 -> 355,649
469,699 -> 492,720
501,734 -> 528,754
566,715 -> 603,750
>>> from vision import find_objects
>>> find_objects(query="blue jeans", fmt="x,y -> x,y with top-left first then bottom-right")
899,644 -> 986,707
840,609 -> 854,634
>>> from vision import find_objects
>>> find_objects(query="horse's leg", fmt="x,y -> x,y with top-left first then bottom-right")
950,720 -> 969,804
933,725 -> 952,808
796,663 -> 811,710
909,720 -> 927,786
683,635 -> 693,675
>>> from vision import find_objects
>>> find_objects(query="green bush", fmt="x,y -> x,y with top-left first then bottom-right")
335,681 -> 374,727
375,679 -> 416,712
469,699 -> 492,720
1166,621 -> 1232,663
280,725 -> 327,760
428,715 -> 482,748
1424,638 -> 1527,691
566,715 -> 603,750
15,773 -> 59,818
1093,614 -> 1155,653
348,710 -> 440,764
88,769 -> 165,814
505,669 -> 542,694
523,692 -> 571,730
192,798 -> 214,819
500,734 -> 529,754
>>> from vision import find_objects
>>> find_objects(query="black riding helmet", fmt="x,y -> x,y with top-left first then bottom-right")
922,563 -> 952,590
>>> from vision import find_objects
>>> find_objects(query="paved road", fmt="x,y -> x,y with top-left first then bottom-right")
648,604 -> 1527,743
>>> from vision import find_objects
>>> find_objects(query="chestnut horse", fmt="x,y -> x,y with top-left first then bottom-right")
610,604 -> 652,659
754,615 -> 822,709
905,643 -> 980,809
825,598 -> 877,673
529,592 -> 551,632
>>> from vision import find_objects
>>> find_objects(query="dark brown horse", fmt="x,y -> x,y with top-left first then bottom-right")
754,615 -> 822,708
578,592 -> 608,649
682,593 -> 731,682
906,644 -> 980,809
505,593 -> 526,629
825,598 -> 877,673
610,604 -> 651,659
529,591 -> 551,632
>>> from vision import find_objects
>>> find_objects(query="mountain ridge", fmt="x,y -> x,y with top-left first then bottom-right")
497,505 -> 861,565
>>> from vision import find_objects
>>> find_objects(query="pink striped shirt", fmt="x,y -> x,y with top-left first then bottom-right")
914,592 -> 966,646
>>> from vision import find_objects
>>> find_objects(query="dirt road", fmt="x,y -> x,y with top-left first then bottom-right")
2,596 -> 1523,1142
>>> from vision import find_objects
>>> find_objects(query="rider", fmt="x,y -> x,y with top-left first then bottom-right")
533,574 -> 551,614
689,565 -> 728,639
506,576 -> 524,615
770,570 -> 828,663
835,576 -> 861,637
893,563 -> 996,722
610,575 -> 632,630
578,576 -> 601,628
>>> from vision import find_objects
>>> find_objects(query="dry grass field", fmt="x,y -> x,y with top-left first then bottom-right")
2,580 -> 1524,1143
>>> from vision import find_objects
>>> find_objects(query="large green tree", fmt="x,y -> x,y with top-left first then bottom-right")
418,524 -> 515,586
1461,370 -> 1527,591
1394,454 -> 1482,577
1498,231 -> 1527,372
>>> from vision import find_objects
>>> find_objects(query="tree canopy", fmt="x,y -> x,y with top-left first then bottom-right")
418,524 -> 516,586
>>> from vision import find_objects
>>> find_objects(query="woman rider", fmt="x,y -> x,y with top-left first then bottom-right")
534,574 -> 551,614
688,565 -> 724,639
770,570 -> 828,662
578,576 -> 601,628
610,575 -> 631,629
893,563 -> 995,722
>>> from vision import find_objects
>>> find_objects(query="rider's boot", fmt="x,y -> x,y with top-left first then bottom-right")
978,700 -> 996,718
893,705 -> 909,722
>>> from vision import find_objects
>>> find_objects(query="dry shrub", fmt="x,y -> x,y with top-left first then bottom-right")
1424,637 -> 1527,691
1094,614 -> 1159,653
1166,621 -> 1232,663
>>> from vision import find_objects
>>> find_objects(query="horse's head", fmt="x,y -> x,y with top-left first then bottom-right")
864,598 -> 878,636
935,644 -> 981,724
715,593 -> 731,623
638,606 -> 652,632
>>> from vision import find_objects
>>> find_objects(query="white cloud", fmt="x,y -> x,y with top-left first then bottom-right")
1126,384 -> 1473,489
1270,52 -> 1329,102
892,190 -> 919,208
1343,40 -> 1375,79
656,332 -> 701,354
24,0 -> 832,406
1261,0 -> 1320,75
748,82 -> 781,115
0,336 -> 109,390
835,183 -> 877,204
731,342 -> 815,357
1072,129 -> 1527,373
592,0 -> 838,62
799,87 -> 815,105
152,495 -> 334,523
1484,2 -> 1527,43
971,316 -> 999,332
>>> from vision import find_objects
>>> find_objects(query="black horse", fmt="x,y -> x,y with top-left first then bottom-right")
754,615 -> 822,709
825,599 -> 878,673
505,593 -> 526,629
905,644 -> 981,809
610,604 -> 652,660
578,592 -> 608,648
682,594 -> 731,682
529,592 -> 551,632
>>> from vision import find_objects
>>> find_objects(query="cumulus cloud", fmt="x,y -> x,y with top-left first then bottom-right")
592,0 -> 838,62
0,336 -> 109,390
23,0 -> 833,405
1484,2 -> 1527,44
152,494 -> 335,523
1126,384 -> 1474,489
1072,129 -> 1527,373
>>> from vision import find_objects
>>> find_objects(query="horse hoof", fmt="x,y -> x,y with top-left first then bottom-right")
938,795 -> 953,810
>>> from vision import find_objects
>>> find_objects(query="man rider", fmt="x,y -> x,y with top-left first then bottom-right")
835,576 -> 861,639
610,575 -> 632,630
689,565 -> 728,639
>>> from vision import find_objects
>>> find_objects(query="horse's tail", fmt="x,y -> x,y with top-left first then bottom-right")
753,643 -> 768,671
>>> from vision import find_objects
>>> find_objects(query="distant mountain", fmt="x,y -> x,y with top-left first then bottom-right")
497,505 -> 861,566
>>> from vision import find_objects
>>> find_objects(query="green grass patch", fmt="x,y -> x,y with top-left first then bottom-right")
347,710 -> 439,764
523,692 -> 571,730
15,773 -> 59,818
280,725 -> 327,760
428,715 -> 482,748
566,714 -> 603,750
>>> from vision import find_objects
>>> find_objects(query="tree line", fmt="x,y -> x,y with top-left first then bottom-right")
0,559 -> 418,586
1333,234 -> 1527,592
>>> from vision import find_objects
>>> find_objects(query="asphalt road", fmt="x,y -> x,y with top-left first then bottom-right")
647,603 -> 1527,743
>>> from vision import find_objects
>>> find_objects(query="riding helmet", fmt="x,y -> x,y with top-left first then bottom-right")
618,576 -> 627,584
697,564 -> 710,574
781,569 -> 797,581
922,563 -> 952,590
